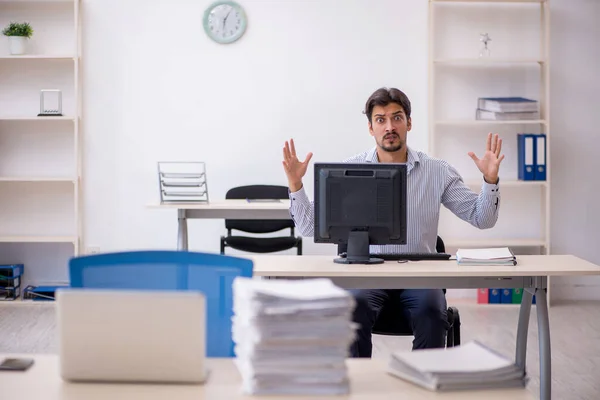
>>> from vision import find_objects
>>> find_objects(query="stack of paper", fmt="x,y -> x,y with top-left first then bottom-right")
456,247 -> 517,266
232,277 -> 357,396
387,341 -> 527,392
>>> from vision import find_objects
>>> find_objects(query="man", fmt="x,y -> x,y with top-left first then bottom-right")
281,87 -> 504,358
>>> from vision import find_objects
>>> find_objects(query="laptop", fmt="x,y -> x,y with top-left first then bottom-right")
56,288 -> 208,384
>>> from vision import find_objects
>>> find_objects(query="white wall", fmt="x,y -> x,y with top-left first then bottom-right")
81,0 -> 429,256
548,0 -> 600,301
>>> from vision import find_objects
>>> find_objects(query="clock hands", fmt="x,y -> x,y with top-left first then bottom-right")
222,9 -> 233,33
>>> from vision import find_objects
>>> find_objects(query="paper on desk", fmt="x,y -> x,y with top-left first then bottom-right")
456,247 -> 514,260
233,277 -> 352,301
387,341 -> 527,392
232,277 -> 356,396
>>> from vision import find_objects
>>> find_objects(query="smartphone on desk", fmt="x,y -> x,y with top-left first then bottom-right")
0,357 -> 34,372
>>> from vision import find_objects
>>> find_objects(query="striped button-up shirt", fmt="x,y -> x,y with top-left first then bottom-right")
289,146 -> 500,254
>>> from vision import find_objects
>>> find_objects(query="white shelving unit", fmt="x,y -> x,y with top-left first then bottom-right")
0,0 -> 82,297
428,0 -> 551,299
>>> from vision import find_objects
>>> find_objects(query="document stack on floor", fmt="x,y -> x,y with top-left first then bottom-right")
456,247 -> 517,266
232,277 -> 357,396
387,341 -> 528,392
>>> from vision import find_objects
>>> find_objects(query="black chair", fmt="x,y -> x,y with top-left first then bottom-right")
339,236 -> 461,348
220,185 -> 302,255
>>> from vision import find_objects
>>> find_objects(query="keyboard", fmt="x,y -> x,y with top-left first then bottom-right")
376,253 -> 452,261
338,252 -> 452,261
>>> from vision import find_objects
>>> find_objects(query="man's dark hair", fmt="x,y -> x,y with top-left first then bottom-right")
363,87 -> 411,123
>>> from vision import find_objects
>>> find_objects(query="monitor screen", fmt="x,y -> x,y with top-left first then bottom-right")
314,162 -> 407,264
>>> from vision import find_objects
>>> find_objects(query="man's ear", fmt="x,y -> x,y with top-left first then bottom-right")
407,117 -> 412,131
368,121 -> 374,137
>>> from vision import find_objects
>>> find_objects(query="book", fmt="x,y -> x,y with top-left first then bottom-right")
477,97 -> 538,113
476,109 -> 540,121
456,247 -> 517,266
387,341 -> 527,392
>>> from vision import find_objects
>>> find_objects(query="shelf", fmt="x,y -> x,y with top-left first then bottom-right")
435,119 -> 546,126
0,116 -> 75,121
0,177 -> 76,182
0,235 -> 76,244
434,58 -> 544,66
444,238 -> 547,248
0,55 -> 76,60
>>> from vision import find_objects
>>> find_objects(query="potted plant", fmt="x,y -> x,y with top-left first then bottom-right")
2,22 -> 33,55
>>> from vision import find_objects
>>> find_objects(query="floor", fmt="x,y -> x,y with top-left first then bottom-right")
1,300 -> 599,399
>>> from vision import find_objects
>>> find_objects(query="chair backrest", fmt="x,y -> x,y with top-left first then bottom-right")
436,236 -> 446,253
225,185 -> 294,233
68,250 -> 253,358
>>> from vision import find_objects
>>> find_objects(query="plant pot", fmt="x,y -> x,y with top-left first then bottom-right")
8,36 -> 27,55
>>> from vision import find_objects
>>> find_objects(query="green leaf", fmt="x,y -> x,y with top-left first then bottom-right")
2,22 -> 34,38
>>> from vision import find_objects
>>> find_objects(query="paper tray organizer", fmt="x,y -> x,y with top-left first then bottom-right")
0,264 -> 24,301
157,161 -> 209,203
23,285 -> 68,301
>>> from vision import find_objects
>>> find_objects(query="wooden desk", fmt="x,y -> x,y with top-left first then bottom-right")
249,254 -> 600,400
148,201 -> 600,399
148,200 -> 291,250
0,354 -> 535,400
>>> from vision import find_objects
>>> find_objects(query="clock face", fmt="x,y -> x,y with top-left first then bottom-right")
203,1 -> 247,44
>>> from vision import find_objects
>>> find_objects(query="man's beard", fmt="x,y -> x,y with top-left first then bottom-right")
380,133 -> 403,152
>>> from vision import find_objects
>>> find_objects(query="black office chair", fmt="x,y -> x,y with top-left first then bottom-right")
339,236 -> 461,348
220,185 -> 302,255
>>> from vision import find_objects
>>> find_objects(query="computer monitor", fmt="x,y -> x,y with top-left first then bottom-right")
314,162 -> 407,264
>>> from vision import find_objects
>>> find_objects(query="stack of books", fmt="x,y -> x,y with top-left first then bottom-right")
456,247 -> 517,266
231,277 -> 357,396
387,341 -> 528,392
475,97 -> 539,121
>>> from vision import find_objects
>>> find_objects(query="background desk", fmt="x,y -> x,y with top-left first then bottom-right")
250,254 -> 600,400
1,355 -> 535,400
149,200 -> 291,250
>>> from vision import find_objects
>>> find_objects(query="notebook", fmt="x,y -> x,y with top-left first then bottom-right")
387,341 -> 527,391
456,247 -> 517,266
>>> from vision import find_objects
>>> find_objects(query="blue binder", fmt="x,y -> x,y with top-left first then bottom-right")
518,133 -> 536,181
535,134 -> 546,181
500,288 -> 513,303
488,288 -> 501,303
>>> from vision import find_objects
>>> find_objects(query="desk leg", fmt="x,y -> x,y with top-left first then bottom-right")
177,209 -> 188,251
516,289 -> 533,370
536,287 -> 551,400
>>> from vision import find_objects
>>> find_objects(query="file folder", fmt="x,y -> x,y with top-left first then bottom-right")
517,134 -> 536,181
500,289 -> 513,304
534,134 -> 546,181
477,288 -> 489,304
488,289 -> 501,303
512,288 -> 523,304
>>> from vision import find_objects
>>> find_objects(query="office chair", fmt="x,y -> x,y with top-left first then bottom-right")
339,236 -> 461,348
68,250 -> 253,357
220,184 -> 302,255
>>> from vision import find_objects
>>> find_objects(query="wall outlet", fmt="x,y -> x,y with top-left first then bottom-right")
86,246 -> 100,254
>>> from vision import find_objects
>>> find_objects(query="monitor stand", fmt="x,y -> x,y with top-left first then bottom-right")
334,231 -> 384,264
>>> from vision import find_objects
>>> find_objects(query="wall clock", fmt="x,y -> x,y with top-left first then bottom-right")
203,1 -> 247,44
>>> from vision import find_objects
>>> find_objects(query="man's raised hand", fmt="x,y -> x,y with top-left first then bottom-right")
282,139 -> 313,192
